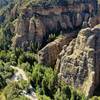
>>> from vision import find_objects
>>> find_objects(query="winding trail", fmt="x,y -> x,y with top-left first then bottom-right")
10,66 -> 38,100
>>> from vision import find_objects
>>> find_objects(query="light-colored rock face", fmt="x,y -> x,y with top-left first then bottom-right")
11,0 -> 98,49
12,17 -> 29,48
56,25 -> 100,97
15,17 -> 29,36
38,34 -> 75,66
11,14 -> 73,49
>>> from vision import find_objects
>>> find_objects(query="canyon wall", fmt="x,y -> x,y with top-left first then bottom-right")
11,0 -> 98,49
56,25 -> 100,97
38,34 -> 75,66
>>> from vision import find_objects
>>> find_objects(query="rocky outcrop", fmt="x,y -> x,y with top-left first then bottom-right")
88,15 -> 100,28
21,0 -> 97,16
38,34 -> 75,66
56,24 -> 100,97
11,0 -> 98,49
12,17 -> 29,48
11,13 -> 74,49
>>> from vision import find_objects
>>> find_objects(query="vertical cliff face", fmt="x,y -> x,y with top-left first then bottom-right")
56,25 -> 100,97
38,34 -> 75,66
12,17 -> 29,48
1,0 -> 100,98
11,0 -> 98,49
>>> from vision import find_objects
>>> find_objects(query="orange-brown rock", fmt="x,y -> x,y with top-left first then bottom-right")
10,4 -> 18,19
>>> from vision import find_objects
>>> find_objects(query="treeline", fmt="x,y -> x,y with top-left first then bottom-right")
0,49 -> 86,100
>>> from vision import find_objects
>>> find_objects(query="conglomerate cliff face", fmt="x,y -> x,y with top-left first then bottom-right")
11,0 -> 98,49
56,25 -> 100,97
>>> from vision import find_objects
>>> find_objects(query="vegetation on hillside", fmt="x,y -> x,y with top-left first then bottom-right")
0,48 -> 87,100
0,0 -> 100,100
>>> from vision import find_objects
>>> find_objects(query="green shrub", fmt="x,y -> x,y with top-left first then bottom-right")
3,81 -> 29,100
18,52 -> 37,65
91,96 -> 100,100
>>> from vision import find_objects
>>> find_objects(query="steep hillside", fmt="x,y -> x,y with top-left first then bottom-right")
56,25 -> 100,97
10,0 -> 98,50
0,0 -> 100,100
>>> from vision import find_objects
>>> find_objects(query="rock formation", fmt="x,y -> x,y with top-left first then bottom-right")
11,13 -> 75,49
38,33 -> 75,66
1,0 -> 100,98
21,0 -> 97,16
11,0 -> 98,49
88,15 -> 100,28
12,17 -> 29,48
56,24 -> 100,97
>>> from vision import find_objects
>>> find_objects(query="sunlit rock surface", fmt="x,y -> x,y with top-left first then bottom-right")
56,24 -> 100,97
